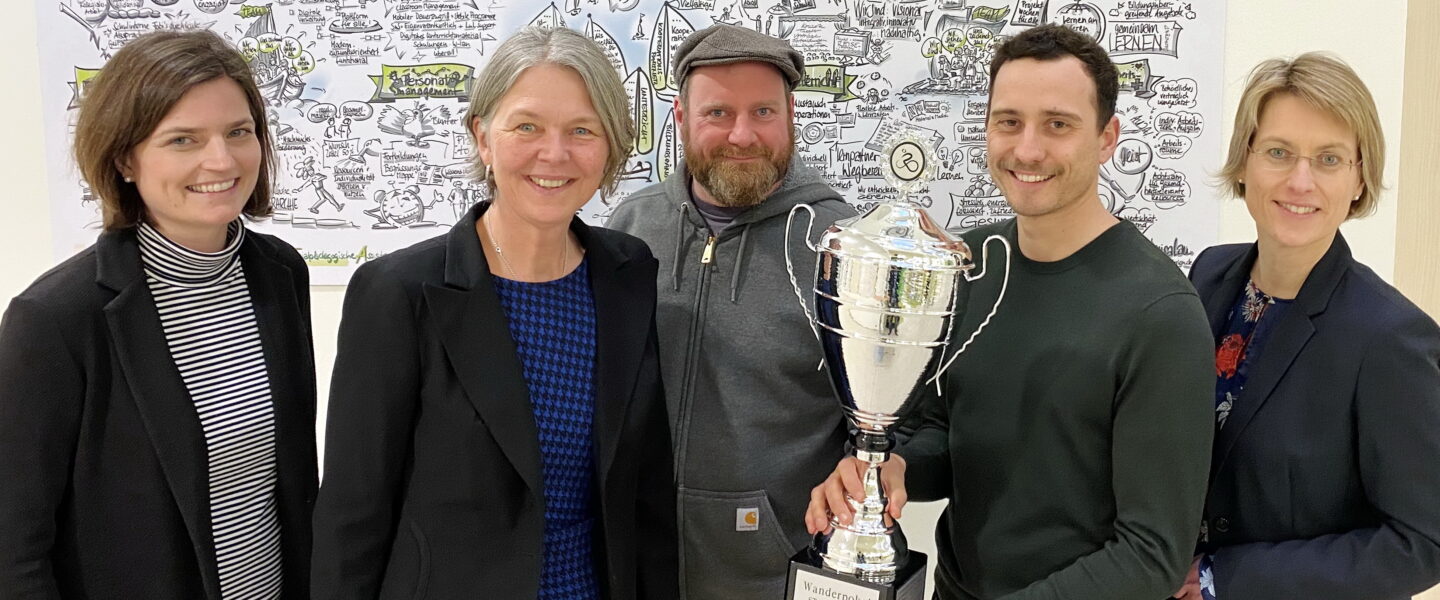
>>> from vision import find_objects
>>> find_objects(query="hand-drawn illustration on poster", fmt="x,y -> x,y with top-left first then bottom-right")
37,0 -> 1223,283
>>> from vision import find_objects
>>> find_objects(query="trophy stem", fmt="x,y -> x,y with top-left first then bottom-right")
819,429 -> 901,583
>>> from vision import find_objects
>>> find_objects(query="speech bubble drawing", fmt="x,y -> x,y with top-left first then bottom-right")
955,121 -> 987,144
921,37 -> 944,58
194,0 -> 227,14
941,28 -> 966,52
291,51 -> 317,75
1141,167 -> 1191,209
340,101 -> 374,121
1050,2 -> 1105,41
965,146 -> 989,175
1149,77 -> 1198,109
1155,134 -> 1193,159
1112,138 -> 1153,175
1154,110 -> 1204,137
306,103 -> 338,123
281,36 -> 303,59
967,27 -> 993,48
239,36 -> 259,61
257,32 -> 281,54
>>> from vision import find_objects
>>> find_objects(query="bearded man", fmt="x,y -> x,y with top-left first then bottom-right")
607,23 -> 857,600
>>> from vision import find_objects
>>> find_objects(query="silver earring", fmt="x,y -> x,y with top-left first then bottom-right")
123,176 -> 133,183
483,164 -> 491,181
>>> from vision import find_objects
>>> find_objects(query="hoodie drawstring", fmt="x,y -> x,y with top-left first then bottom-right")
672,201 -> 690,291
729,223 -> 751,303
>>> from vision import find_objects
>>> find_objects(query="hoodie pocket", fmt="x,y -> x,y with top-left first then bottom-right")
679,487 -> 798,599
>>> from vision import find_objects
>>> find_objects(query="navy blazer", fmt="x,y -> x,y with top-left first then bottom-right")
1189,233 -> 1440,599
311,202 -> 678,599
0,227 -> 317,599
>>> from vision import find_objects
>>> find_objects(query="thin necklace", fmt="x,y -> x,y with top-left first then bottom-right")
484,212 -> 569,280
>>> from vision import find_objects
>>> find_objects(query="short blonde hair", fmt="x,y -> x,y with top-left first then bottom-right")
1219,52 -> 1384,219
463,27 -> 634,199
74,29 -> 274,230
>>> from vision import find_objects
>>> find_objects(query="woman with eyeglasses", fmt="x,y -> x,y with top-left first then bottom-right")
1171,53 -> 1440,600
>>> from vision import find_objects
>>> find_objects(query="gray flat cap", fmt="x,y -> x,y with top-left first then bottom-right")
672,23 -> 805,90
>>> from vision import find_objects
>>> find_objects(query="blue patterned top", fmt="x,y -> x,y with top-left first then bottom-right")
492,259 -> 600,600
1201,280 -> 1293,599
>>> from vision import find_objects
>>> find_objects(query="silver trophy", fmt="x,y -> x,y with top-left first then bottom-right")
785,131 -> 1010,598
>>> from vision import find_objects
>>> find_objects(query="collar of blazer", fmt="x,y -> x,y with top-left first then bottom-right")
424,201 -> 653,500
1207,232 -> 1354,475
90,226 -> 313,600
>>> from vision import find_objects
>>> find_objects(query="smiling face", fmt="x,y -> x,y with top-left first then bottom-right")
472,63 -> 608,226
985,56 -> 1117,219
121,76 -> 261,250
677,61 -> 794,208
1243,92 -> 1363,257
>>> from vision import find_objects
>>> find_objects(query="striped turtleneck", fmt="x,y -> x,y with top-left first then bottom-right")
137,221 -> 282,600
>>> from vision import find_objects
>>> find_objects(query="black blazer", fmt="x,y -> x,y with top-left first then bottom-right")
1189,233 -> 1440,599
312,203 -> 678,599
0,227 -> 317,599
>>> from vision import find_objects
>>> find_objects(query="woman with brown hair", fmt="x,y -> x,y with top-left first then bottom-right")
0,30 -> 316,598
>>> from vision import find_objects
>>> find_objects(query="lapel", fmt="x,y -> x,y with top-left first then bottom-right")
422,202 -> 544,498
581,221 -> 648,491
1201,245 -> 1256,343
94,230 -> 222,600
238,235 -> 318,549
1213,234 -> 1352,472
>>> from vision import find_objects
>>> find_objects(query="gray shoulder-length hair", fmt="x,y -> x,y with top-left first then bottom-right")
463,26 -> 635,199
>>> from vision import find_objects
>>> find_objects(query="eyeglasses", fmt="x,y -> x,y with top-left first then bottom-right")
1248,146 -> 1361,176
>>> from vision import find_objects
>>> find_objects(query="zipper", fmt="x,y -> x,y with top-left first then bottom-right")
700,235 -> 716,264
673,229 -> 715,483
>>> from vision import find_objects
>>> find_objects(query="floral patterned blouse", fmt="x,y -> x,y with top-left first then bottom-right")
1201,280 -> 1293,599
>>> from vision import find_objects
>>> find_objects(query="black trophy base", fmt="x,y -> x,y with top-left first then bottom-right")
786,546 -> 927,600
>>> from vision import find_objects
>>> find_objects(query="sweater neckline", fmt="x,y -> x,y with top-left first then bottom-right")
137,220 -> 245,288
1004,219 -> 1132,274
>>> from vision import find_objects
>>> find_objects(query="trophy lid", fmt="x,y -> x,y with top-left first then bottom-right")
822,200 -> 973,271
816,127 -> 973,271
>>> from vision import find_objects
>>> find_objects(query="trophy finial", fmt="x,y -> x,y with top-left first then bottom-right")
881,128 -> 939,201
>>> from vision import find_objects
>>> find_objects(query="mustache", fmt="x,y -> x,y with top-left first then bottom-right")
995,160 -> 1057,174
710,145 -> 771,160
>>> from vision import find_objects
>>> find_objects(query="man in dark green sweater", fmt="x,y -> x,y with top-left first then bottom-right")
806,25 -> 1214,599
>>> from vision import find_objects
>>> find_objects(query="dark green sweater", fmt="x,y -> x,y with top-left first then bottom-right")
899,219 -> 1214,599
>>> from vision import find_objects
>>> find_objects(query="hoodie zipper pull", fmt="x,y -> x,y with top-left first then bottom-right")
700,235 -> 717,264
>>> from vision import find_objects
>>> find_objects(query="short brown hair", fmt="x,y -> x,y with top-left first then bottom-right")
1219,52 -> 1384,218
74,29 -> 274,230
989,24 -> 1119,130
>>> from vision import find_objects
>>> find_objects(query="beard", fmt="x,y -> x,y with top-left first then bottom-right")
683,125 -> 794,208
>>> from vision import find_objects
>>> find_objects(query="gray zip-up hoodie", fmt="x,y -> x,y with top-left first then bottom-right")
607,155 -> 857,599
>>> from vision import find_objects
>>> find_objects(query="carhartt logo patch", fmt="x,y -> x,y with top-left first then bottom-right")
736,507 -> 759,531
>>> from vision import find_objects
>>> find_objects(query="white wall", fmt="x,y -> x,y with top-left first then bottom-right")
0,0 -> 1419,596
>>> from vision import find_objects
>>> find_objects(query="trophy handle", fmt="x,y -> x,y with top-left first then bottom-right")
784,203 -> 821,341
926,234 -> 1012,390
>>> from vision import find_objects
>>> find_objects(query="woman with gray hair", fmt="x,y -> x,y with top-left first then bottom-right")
1174,52 -> 1440,600
311,26 -> 677,599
